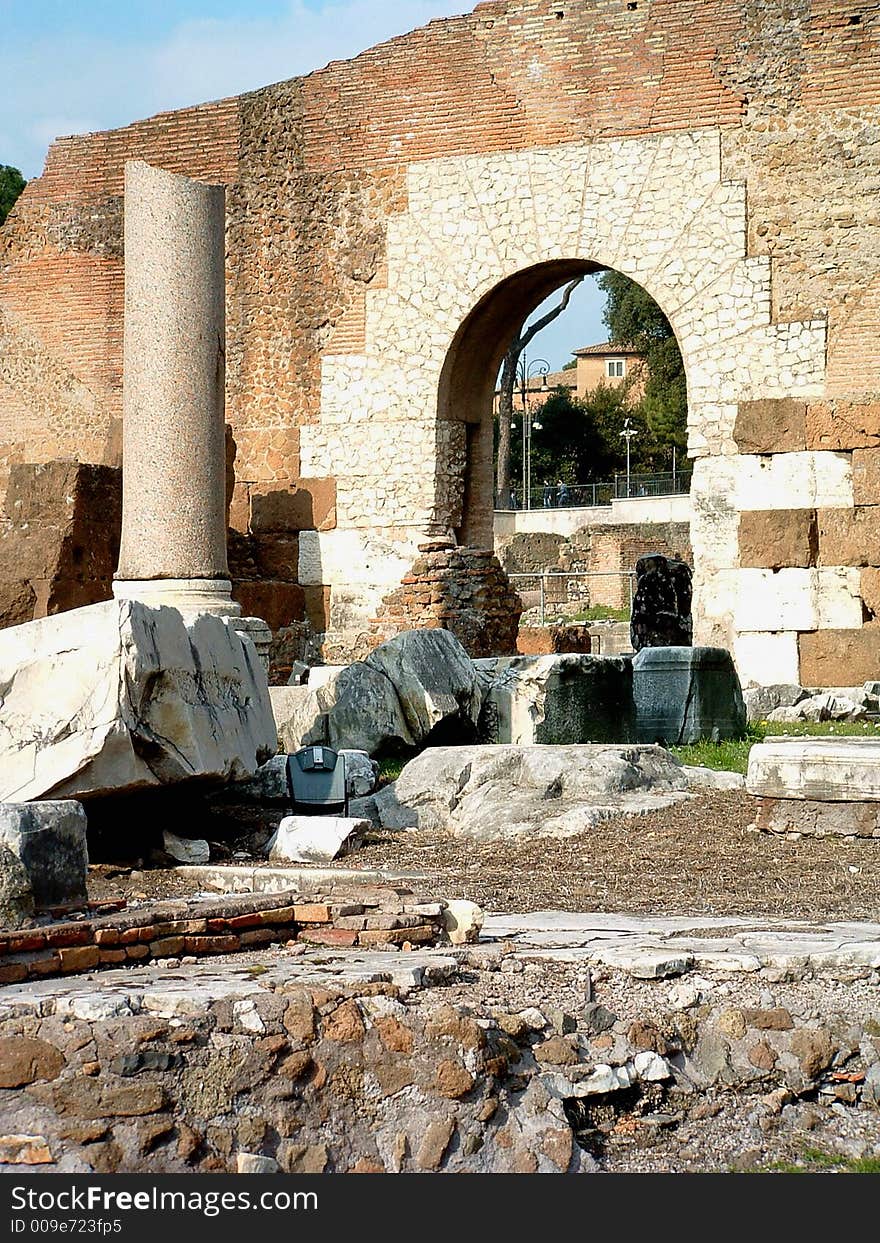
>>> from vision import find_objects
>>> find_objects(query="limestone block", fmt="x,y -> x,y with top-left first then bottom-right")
798,629 -> 880,687
733,399 -> 807,454
0,600 -> 277,803
680,766 -> 745,791
733,634 -> 801,689
442,900 -> 484,945
738,510 -> 816,569
734,453 -> 852,512
0,801 -> 88,909
297,529 -> 412,588
817,507 -> 880,567
266,815 -> 367,863
475,654 -> 633,746
733,569 -> 861,633
746,737 -> 880,801
852,448 -> 880,505
377,744 -> 690,841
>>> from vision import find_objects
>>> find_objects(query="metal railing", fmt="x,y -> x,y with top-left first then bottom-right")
508,570 -> 635,626
496,469 -> 692,511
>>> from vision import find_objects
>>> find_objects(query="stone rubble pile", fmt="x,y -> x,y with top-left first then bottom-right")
742,681 -> 880,723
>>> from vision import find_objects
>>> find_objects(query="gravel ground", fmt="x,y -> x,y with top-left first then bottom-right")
345,790 -> 880,921
83,789 -> 880,1176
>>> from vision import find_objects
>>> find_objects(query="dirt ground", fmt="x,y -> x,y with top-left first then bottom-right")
88,790 -> 880,921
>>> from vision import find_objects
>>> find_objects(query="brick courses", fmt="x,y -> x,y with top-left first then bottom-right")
0,887 -> 447,984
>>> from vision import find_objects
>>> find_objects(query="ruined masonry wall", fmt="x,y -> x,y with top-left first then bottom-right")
2,2 -> 880,682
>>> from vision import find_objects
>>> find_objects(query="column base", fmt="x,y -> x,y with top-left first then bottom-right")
112,578 -> 242,618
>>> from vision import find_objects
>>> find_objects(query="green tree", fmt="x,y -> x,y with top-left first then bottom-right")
509,382 -> 656,495
597,269 -> 687,459
0,166 -> 26,226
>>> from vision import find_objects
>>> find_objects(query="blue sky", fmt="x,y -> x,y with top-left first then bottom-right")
2,0 -> 607,364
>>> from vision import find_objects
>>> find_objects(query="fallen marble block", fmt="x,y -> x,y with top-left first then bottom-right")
266,815 -> 369,863
746,736 -> 880,802
0,800 -> 88,909
270,628 -> 482,756
375,744 -> 690,841
0,599 -> 277,803
443,899 -> 484,945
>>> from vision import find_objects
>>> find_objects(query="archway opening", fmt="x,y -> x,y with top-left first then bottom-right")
437,260 -> 689,551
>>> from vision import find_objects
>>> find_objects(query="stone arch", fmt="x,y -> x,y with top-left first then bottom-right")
435,257 -> 696,547
306,128 -> 826,657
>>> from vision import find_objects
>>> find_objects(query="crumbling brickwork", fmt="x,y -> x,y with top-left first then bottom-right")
372,540 -> 522,660
2,1 -> 880,680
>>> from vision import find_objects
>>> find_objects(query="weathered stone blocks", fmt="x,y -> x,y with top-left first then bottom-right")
817,506 -> 880,567
805,401 -> 880,452
852,448 -> 880,506
733,399 -> 806,454
738,510 -> 817,570
798,630 -> 880,687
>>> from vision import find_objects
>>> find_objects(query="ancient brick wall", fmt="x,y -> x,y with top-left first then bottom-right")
2,1 -> 880,681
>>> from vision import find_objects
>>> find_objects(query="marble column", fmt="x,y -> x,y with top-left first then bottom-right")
113,159 -> 239,618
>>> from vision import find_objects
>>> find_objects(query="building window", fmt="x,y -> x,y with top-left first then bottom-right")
606,358 -> 625,378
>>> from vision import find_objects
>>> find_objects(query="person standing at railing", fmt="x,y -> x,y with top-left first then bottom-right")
557,480 -> 569,507
542,481 -> 553,508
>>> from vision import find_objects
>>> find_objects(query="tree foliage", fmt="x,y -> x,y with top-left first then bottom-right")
0,166 -> 26,227
597,268 -> 688,456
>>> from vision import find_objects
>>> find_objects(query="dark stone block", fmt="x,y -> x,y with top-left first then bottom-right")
632,646 -> 746,746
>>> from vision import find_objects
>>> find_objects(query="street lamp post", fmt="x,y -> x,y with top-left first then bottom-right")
620,416 -> 639,498
517,354 -> 549,510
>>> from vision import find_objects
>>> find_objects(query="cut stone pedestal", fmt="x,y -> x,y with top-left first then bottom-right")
632,646 -> 746,746
754,797 -> 880,838
476,654 -> 633,745
747,736 -> 880,838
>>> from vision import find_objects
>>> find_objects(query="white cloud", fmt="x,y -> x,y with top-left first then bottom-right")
4,1 -> 467,178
